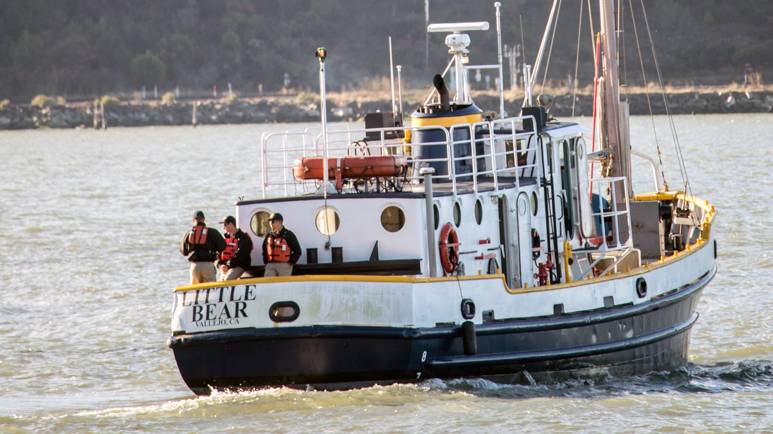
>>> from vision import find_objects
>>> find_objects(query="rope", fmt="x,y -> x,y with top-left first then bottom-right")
627,0 -> 668,190
571,0 -> 584,117
541,0 -> 563,90
618,0 -> 627,84
586,0 -> 596,66
639,0 -> 692,198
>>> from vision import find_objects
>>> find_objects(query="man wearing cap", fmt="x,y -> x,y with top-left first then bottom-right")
262,213 -> 301,277
179,210 -> 226,284
217,215 -> 254,281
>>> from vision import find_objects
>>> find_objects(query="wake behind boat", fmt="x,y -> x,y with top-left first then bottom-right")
168,1 -> 716,395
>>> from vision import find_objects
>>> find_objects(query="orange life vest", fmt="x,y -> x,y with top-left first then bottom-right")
266,234 -> 291,263
188,225 -> 208,245
220,234 -> 238,262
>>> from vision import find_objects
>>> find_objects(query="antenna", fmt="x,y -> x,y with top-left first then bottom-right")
427,22 -> 489,33
388,36 -> 396,116
426,21 -> 489,105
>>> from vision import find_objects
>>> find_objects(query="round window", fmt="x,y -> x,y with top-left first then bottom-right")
250,210 -> 271,237
381,205 -> 405,232
453,201 -> 462,227
530,192 -> 539,216
315,206 -> 340,235
474,198 -> 483,225
433,203 -> 440,230
517,193 -> 528,217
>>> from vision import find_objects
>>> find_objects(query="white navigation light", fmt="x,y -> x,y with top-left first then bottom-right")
427,22 -> 490,33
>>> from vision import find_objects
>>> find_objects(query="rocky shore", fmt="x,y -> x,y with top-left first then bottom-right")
1,90 -> 772,130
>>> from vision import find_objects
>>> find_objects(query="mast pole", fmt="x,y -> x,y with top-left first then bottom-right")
316,47 -> 331,197
599,0 -> 631,200
495,2 -> 505,118
389,36 -> 397,116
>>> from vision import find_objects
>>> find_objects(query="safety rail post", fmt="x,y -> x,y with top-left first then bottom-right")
421,166 -> 438,277
260,133 -> 267,198
448,127 -> 457,194
469,124 -> 478,194
611,180 -> 621,248
511,119 -> 521,190
597,180 -> 607,250
488,120 -> 499,192
623,177 -> 633,246
281,134 -> 289,197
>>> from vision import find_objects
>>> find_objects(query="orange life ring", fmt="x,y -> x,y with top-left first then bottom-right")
438,222 -> 460,274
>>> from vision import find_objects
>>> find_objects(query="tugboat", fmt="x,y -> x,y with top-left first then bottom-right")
168,1 -> 716,395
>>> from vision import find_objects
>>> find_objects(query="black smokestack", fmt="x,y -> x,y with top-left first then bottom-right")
433,74 -> 450,111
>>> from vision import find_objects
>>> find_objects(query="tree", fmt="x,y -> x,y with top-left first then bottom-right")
129,51 -> 167,86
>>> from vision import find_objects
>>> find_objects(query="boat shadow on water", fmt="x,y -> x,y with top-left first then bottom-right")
421,359 -> 773,399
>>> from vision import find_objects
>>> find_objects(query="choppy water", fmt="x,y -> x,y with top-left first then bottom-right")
0,115 -> 771,433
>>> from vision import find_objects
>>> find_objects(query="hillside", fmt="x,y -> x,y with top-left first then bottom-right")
1,0 -> 772,102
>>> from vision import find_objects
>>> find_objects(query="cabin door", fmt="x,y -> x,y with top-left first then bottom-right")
516,192 -> 534,287
498,195 -> 520,287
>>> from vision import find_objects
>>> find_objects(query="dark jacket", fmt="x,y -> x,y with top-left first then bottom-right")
262,227 -> 301,264
219,228 -> 254,269
179,224 -> 226,262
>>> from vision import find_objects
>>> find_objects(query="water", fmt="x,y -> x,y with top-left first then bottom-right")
0,115 -> 771,433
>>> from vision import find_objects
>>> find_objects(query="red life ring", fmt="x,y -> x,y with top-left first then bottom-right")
438,223 -> 460,274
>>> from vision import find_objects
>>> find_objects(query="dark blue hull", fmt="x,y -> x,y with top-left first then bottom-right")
169,268 -> 714,395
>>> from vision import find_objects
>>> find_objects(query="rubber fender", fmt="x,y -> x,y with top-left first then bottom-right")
462,320 -> 477,355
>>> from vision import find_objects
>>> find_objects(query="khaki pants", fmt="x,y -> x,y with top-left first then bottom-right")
264,262 -> 293,277
220,266 -> 246,282
190,262 -> 216,284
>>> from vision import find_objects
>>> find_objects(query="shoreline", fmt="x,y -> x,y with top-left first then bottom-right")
1,88 -> 771,130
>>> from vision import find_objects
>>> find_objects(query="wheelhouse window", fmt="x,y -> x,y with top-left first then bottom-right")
250,210 -> 272,237
380,205 -> 405,232
315,206 -> 340,235
453,201 -> 462,227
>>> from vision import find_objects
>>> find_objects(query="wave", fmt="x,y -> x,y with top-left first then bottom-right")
423,359 -> 773,399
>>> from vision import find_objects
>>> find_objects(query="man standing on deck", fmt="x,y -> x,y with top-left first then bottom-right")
179,210 -> 225,284
262,213 -> 301,277
217,215 -> 253,281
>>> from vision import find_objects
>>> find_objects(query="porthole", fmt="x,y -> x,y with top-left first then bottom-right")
380,205 -> 405,232
487,258 -> 499,274
315,206 -> 340,235
269,301 -> 300,322
433,203 -> 440,230
250,210 -> 271,237
453,201 -> 462,227
530,192 -> 539,216
576,138 -> 586,161
474,198 -> 483,225
517,193 -> 528,217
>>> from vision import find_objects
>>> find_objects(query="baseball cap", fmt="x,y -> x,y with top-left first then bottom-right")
268,212 -> 284,222
193,210 -> 205,220
219,215 -> 236,225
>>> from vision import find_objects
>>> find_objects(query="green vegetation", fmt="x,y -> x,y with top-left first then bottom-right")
130,52 -> 167,87
31,95 -> 65,107
99,95 -> 121,107
222,92 -> 238,105
161,91 -> 176,105
0,0 -> 771,101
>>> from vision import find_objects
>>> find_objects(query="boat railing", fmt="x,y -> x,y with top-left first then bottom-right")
259,115 -> 540,198
448,116 -> 539,194
574,176 -> 636,279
